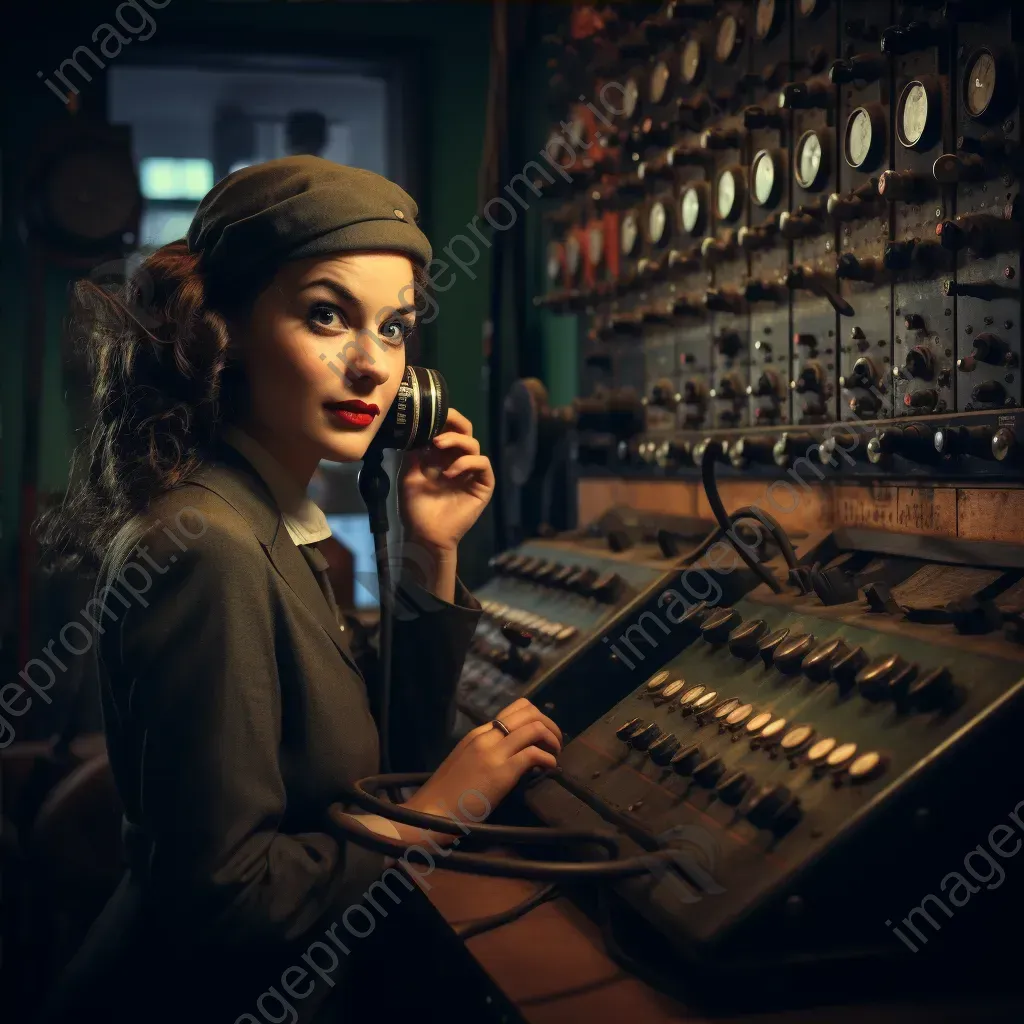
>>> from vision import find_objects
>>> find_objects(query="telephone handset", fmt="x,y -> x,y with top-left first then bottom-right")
371,365 -> 450,452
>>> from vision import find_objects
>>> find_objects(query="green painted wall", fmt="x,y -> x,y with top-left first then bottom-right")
1,1 -> 494,613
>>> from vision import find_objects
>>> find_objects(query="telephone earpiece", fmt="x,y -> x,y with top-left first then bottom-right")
372,365 -> 450,452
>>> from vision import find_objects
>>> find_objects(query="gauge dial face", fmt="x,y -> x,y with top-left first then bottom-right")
681,36 -> 703,85
899,81 -> 930,147
623,77 -> 639,118
751,149 -> 779,207
620,212 -> 639,255
588,226 -> 604,266
715,15 -> 741,63
964,49 -> 996,118
716,168 -> 742,221
755,0 -> 779,40
680,185 -> 704,234
649,61 -> 670,104
845,108 -> 872,168
565,235 -> 581,276
795,130 -> 826,190
648,201 -> 668,244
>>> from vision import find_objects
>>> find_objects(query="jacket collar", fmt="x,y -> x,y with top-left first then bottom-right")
187,440 -> 359,673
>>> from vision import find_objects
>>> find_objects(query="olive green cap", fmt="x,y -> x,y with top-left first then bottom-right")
187,156 -> 431,283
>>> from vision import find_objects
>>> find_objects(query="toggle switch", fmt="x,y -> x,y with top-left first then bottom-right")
829,54 -> 884,85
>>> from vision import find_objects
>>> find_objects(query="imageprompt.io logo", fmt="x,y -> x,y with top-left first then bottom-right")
647,823 -> 726,907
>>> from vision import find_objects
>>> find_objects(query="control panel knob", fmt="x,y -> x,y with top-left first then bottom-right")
679,600 -> 710,633
936,213 -> 1021,257
831,645 -> 869,692
616,717 -> 646,742
591,571 -> 623,603
669,742 -> 704,774
743,277 -> 786,302
742,105 -> 785,131
773,431 -> 816,468
971,380 -> 1007,405
779,208 -> 825,240
829,54 -> 884,85
883,239 -> 944,275
907,666 -> 957,712
728,618 -> 769,659
700,235 -> 737,265
827,180 -> 882,222
630,722 -> 664,751
957,332 -> 1013,371
841,356 -> 879,391
900,389 -> 940,412
700,127 -> 745,150
904,345 -> 935,380
705,289 -> 746,315
729,436 -> 776,468
880,21 -> 946,57
757,627 -> 790,666
752,371 -> 782,398
868,423 -> 933,462
794,363 -> 824,394
856,653 -> 910,701
700,607 -> 741,644
712,374 -> 744,402
691,755 -> 725,787
499,622 -> 540,681
744,784 -> 801,832
715,771 -> 752,805
802,638 -> 849,682
778,78 -> 833,111
713,330 -> 744,358
836,253 -> 884,284
877,170 -> 933,203
648,733 -> 682,766
932,152 -> 990,185
773,633 -> 816,674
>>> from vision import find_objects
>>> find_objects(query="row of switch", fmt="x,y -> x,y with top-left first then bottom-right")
479,600 -> 579,645
685,602 -> 959,713
488,552 -> 624,602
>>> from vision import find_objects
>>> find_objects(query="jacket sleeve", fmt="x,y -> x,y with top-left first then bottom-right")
107,515 -> 383,947
345,577 -> 481,772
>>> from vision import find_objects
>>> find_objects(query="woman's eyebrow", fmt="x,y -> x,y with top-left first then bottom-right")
302,277 -> 417,319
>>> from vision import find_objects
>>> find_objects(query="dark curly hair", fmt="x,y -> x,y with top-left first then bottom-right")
35,240 -> 430,572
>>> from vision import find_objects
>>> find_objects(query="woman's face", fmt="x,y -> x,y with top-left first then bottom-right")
237,251 -> 416,470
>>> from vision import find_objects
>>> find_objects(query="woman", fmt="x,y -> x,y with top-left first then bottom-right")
38,156 -> 562,1023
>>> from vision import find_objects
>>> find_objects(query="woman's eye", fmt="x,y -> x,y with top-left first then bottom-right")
381,320 -> 413,345
309,304 -> 345,330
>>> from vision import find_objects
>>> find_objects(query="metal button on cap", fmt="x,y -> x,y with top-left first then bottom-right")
645,670 -> 671,693
826,741 -> 858,768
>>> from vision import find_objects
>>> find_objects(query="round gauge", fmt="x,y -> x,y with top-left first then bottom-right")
648,200 -> 668,245
965,49 -> 996,117
587,225 -> 604,267
896,79 -> 940,150
565,234 -> 581,278
679,183 -> 706,235
715,14 -> 743,64
681,36 -> 704,86
751,149 -> 782,207
623,76 -> 640,119
620,211 -> 639,256
756,0 -> 781,40
716,167 -> 745,222
794,129 -> 829,191
843,105 -> 885,170
962,48 -> 1012,122
649,60 -> 671,105
546,242 -> 562,283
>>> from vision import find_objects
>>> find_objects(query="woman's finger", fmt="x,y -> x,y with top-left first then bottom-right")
441,455 -> 493,481
508,746 -> 558,777
500,706 -> 563,748
496,721 -> 562,758
432,432 -> 481,456
441,407 -> 474,436
495,697 -> 533,720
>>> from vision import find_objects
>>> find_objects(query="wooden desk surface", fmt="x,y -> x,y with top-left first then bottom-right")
425,868 -> 1021,1024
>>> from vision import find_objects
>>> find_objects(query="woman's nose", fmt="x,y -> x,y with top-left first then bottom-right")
343,330 -> 390,388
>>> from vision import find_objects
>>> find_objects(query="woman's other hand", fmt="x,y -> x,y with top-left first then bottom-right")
398,698 -> 562,845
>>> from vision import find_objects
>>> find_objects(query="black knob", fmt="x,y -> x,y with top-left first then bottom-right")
630,722 -> 664,750
715,770 -> 751,805
489,551 -> 517,573
679,600 -> 710,632
705,290 -> 746,315
907,666 -> 956,712
728,619 -> 769,659
802,638 -> 849,681
958,333 -> 1011,370
691,756 -> 725,787
828,181 -> 882,222
550,563 -> 576,587
932,152 -> 989,185
880,21 -> 946,57
501,623 -> 533,649
937,214 -> 1021,257
648,733 -> 682,766
616,717 -> 646,742
567,566 -> 599,594
795,364 -> 822,394
773,633 -> 816,673
700,127 -> 745,150
700,607 -> 741,644
836,253 -> 883,283
901,389 -> 939,412
779,209 -> 824,239
843,356 -> 877,390
831,645 -> 869,692
744,784 -> 801,832
856,653 -> 909,701
742,105 -> 785,130
878,170 -> 932,203
778,78 -> 832,111
904,345 -> 934,380
714,376 -> 743,401
729,436 -> 776,468
753,372 -> 780,397
972,380 -> 1007,405
829,54 -> 884,85
758,627 -> 790,666
700,236 -> 736,265
591,571 -> 623,603
714,330 -> 743,357
744,278 -> 785,302
669,742 -> 703,775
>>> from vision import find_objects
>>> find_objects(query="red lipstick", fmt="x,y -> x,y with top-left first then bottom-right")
325,399 -> 380,428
